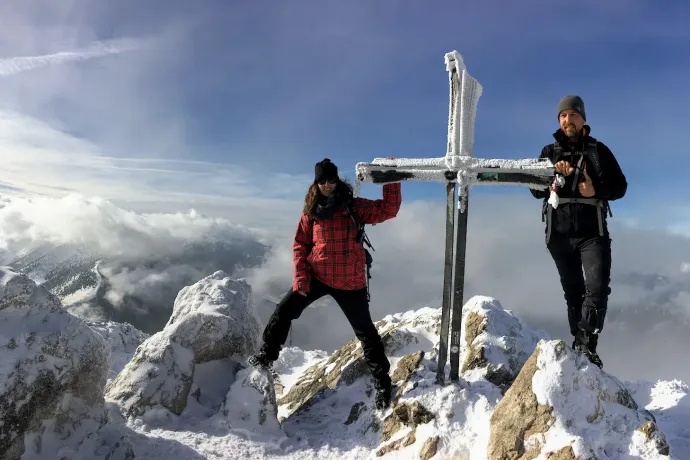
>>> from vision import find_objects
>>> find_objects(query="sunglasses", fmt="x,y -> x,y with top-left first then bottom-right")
317,178 -> 337,185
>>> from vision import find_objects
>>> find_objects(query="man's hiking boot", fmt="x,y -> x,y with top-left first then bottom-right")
585,350 -> 603,369
248,351 -> 273,370
572,336 -> 603,369
375,385 -> 392,410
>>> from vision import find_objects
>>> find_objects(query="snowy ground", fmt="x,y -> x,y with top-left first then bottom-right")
115,349 -> 690,460
113,331 -> 690,459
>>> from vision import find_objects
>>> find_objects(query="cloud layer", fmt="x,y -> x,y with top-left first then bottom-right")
1,175 -> 688,383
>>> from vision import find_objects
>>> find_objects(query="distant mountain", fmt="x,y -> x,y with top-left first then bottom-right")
607,270 -> 690,326
9,242 -> 103,301
8,238 -> 270,334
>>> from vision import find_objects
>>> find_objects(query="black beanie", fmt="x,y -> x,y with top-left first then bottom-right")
557,95 -> 586,121
314,158 -> 338,182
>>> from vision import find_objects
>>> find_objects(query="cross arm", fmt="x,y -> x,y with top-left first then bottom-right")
355,156 -> 555,189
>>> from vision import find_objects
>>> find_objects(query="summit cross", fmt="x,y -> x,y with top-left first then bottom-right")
354,50 -> 555,384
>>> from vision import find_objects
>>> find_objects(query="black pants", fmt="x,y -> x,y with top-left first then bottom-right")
547,234 -> 612,351
260,278 -> 391,389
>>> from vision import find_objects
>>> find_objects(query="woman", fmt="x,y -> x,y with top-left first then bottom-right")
249,158 -> 402,410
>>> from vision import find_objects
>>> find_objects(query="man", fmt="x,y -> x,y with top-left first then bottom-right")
531,95 -> 627,368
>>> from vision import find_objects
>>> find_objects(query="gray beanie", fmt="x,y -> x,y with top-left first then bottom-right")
557,95 -> 586,121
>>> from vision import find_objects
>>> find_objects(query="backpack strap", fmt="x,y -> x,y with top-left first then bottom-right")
552,141 -> 563,164
583,136 -> 612,218
346,199 -> 374,301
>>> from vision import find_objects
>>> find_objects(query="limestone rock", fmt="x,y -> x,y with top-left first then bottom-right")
105,333 -> 195,416
0,267 -> 110,460
488,339 -> 671,459
104,435 -> 136,460
637,421 -> 670,456
277,310 -> 438,418
420,435 -> 440,460
220,366 -> 280,434
382,401 -> 435,441
461,296 -> 546,387
376,428 -> 416,457
344,402 -> 366,425
165,272 -> 261,363
106,271 -> 261,417
88,321 -> 149,384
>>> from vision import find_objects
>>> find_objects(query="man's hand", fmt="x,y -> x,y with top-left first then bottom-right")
578,163 -> 595,197
554,160 -> 574,176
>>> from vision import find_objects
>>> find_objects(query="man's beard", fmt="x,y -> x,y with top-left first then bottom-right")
565,125 -> 580,138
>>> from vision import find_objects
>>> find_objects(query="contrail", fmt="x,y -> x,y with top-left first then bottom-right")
0,38 -> 140,78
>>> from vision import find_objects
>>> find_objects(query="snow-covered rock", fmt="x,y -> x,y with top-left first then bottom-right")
0,267 -> 110,460
488,339 -> 671,459
220,366 -> 280,434
165,270 -> 262,363
88,321 -> 150,384
461,296 -> 548,388
4,273 -> 687,460
277,306 -> 440,420
106,332 -> 196,417
105,271 -> 263,417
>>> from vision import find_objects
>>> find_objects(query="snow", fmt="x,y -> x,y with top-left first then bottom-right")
105,271 -> 262,418
528,340 -> 671,458
443,50 -> 482,159
626,379 -> 690,455
88,320 -> 150,384
0,267 -> 112,459
271,346 -> 330,419
354,156 -> 554,193
358,156 -> 554,171
111,298 -> 689,460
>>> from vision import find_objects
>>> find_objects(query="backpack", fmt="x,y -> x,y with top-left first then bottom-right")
552,136 -> 603,181
541,136 -> 613,243
345,199 -> 375,301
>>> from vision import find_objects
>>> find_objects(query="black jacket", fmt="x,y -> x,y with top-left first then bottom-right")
531,125 -> 627,238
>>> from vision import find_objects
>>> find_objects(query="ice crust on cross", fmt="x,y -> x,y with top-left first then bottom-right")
353,49 -> 555,199
443,51 -> 482,164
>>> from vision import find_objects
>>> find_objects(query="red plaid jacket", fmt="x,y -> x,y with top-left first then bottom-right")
293,182 -> 402,293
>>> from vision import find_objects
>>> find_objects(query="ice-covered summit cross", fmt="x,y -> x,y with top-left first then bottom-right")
354,50 -> 555,384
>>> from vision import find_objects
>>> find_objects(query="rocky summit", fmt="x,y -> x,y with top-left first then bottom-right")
0,269 -> 686,459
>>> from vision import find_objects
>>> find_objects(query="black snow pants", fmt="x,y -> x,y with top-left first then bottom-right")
547,234 -> 612,351
260,277 -> 391,389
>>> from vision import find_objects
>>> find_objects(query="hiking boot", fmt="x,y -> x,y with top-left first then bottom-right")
248,351 -> 273,370
572,337 -> 603,369
586,351 -> 603,369
375,385 -> 392,410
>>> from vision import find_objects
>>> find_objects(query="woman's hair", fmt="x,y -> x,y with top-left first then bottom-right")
303,178 -> 354,218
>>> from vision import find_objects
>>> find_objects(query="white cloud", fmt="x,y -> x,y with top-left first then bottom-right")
0,192 -> 263,259
0,38 -> 141,78
0,110 -> 312,228
0,191 -> 281,331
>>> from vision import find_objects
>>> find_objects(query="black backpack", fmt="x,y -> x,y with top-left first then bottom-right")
550,135 -> 613,218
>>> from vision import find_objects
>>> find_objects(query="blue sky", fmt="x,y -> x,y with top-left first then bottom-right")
0,0 -> 688,229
